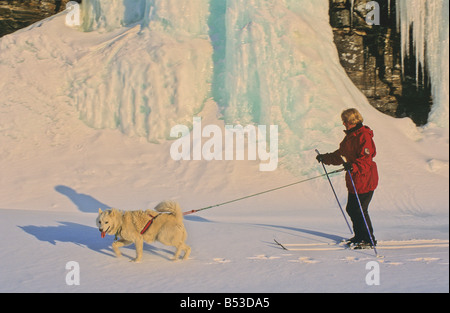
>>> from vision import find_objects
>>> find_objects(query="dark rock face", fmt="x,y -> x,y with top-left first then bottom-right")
0,0 -> 79,37
329,0 -> 432,125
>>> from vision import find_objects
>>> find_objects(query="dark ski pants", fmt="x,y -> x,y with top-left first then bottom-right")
346,191 -> 375,243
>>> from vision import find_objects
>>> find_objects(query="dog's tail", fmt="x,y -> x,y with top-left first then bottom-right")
154,200 -> 183,223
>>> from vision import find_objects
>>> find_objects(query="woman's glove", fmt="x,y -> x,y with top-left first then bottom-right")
343,162 -> 353,172
316,154 -> 324,163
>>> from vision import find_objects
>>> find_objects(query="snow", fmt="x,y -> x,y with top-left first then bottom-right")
0,0 -> 448,294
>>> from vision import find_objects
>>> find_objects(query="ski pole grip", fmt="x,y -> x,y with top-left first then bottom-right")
341,155 -> 348,163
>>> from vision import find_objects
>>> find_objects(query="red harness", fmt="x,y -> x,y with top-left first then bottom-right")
140,214 -> 160,235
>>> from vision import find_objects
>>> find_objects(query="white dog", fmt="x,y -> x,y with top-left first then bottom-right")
96,200 -> 190,262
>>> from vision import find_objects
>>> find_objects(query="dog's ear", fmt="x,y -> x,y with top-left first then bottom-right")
98,208 -> 103,214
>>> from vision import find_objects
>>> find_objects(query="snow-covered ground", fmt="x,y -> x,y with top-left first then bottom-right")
0,0 -> 448,293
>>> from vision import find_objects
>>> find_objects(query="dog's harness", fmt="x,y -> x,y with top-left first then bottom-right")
114,227 -> 122,241
140,214 -> 160,235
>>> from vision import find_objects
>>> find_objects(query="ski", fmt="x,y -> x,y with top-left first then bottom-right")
274,239 -> 347,251
274,239 -> 449,251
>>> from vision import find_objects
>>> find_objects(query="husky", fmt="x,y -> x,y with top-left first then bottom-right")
96,200 -> 190,262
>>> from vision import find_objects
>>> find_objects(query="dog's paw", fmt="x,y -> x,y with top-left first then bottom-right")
130,258 -> 142,263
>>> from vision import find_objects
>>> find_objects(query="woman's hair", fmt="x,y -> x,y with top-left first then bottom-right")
341,108 -> 364,125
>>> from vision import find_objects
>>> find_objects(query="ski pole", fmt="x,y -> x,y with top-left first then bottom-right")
341,156 -> 378,256
315,149 -> 353,234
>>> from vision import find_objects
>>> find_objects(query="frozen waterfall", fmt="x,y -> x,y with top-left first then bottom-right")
80,0 -> 210,36
72,0 -> 369,174
71,0 -> 212,142
70,0 -> 449,153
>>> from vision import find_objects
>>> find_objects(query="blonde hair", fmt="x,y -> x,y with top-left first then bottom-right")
341,108 -> 364,125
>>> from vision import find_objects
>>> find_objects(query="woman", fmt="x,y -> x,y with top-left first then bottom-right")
317,108 -> 378,247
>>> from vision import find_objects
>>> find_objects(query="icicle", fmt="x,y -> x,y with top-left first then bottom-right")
388,0 -> 391,18
350,0 -> 354,28
396,0 -> 449,128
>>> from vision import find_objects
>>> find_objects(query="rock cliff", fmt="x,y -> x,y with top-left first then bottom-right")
0,0 -> 77,37
330,0 -> 432,125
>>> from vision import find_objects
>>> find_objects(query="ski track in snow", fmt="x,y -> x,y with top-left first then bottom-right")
114,244 -> 447,267
201,239 -> 449,266
201,250 -> 447,267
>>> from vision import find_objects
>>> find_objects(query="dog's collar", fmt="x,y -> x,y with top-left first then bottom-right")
140,214 -> 160,235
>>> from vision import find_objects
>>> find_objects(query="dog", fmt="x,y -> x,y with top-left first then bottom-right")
96,200 -> 190,262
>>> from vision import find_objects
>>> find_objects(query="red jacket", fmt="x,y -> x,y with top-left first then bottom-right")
322,123 -> 378,194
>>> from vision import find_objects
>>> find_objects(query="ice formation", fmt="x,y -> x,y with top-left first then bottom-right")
396,0 -> 449,129
67,0 -> 448,154
69,0 -> 359,170
221,0 -> 361,170
80,0 -> 210,35
71,0 -> 212,142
